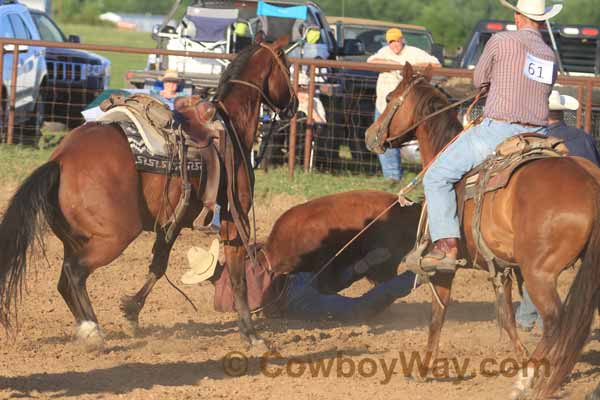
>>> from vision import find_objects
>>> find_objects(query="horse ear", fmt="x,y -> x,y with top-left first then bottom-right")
272,35 -> 290,50
423,64 -> 434,82
403,62 -> 414,79
255,30 -> 266,44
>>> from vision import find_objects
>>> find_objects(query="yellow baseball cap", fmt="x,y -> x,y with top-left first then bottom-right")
386,28 -> 403,43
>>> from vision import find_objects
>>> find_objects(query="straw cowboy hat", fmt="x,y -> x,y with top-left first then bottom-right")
500,0 -> 562,21
181,239 -> 220,285
549,90 -> 580,111
160,69 -> 180,83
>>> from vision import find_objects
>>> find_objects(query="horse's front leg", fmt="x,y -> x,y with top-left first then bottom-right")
423,272 -> 456,372
221,219 -> 266,350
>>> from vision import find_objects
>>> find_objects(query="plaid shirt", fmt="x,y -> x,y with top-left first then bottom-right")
475,28 -> 557,126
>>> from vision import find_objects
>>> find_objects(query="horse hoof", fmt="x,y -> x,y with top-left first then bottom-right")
122,319 -> 140,338
511,367 -> 536,400
248,336 -> 271,355
76,321 -> 105,351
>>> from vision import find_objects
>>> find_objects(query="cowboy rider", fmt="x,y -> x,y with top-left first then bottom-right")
420,0 -> 562,267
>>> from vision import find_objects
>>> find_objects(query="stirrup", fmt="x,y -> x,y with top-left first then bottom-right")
193,207 -> 214,230
399,242 -> 467,282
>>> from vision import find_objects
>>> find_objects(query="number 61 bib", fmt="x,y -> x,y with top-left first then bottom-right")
524,53 -> 555,85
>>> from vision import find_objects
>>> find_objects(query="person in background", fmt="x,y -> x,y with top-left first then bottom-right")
547,90 -> 600,164
157,70 -> 183,108
367,28 -> 441,181
516,89 -> 600,332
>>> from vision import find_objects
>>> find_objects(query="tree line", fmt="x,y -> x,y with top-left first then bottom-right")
53,0 -> 600,50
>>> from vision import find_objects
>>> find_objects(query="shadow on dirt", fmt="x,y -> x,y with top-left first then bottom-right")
0,348 -> 371,398
37,300 -> 499,346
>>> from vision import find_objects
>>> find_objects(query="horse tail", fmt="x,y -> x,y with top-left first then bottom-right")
534,195 -> 600,398
0,161 -> 62,330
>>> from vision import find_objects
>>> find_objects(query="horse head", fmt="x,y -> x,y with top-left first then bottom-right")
365,63 -> 434,155
255,35 -> 299,119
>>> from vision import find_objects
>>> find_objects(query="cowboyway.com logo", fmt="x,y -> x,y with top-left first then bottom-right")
222,351 -> 550,384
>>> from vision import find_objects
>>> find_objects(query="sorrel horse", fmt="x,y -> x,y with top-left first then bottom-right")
365,62 -> 600,398
263,190 -> 421,287
0,36 -> 297,349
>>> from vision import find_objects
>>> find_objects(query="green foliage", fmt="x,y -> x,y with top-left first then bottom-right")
60,23 -> 155,88
319,0 -> 600,52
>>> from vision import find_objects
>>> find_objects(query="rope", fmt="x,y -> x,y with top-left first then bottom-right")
165,273 -> 198,313
251,199 -> 400,314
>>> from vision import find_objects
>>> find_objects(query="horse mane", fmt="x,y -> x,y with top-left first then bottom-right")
412,81 -> 464,154
215,44 -> 261,100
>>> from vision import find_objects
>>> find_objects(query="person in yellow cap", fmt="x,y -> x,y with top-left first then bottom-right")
367,28 -> 441,181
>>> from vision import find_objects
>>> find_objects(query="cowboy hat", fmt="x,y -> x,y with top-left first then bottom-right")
160,69 -> 180,82
181,239 -> 220,285
549,90 -> 579,111
500,0 -> 562,21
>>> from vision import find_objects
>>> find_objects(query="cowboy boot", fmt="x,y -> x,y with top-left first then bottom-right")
420,238 -> 462,273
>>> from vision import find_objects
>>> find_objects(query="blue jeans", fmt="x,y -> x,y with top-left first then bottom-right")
423,118 -> 547,241
515,286 -> 543,330
374,109 -> 403,180
286,269 -> 417,321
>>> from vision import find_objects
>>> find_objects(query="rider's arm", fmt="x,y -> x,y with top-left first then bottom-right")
474,34 -> 499,88
367,46 -> 395,64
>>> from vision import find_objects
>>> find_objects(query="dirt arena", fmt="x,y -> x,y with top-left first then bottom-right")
0,189 -> 598,400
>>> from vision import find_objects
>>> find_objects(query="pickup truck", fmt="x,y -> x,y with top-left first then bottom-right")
0,0 -> 47,144
458,19 -> 600,76
318,17 -> 442,170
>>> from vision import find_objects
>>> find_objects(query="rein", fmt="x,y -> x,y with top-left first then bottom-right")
227,43 -> 297,117
386,90 -> 487,146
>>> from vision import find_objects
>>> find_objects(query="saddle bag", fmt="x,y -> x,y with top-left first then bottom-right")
494,134 -> 569,158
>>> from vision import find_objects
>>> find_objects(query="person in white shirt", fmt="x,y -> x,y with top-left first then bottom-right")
367,28 -> 441,181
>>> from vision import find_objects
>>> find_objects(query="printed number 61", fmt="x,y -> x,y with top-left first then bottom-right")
528,63 -> 543,78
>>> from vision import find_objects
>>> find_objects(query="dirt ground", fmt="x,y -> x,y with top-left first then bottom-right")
0,190 -> 598,400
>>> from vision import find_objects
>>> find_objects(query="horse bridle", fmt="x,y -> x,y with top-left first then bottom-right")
373,76 -> 425,149
377,76 -> 488,149
227,43 -> 297,117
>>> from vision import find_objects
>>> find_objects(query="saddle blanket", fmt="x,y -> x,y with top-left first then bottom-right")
117,120 -> 204,177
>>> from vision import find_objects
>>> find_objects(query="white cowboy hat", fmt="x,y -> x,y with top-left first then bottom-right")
181,239 -> 220,285
500,0 -> 562,21
549,90 -> 579,111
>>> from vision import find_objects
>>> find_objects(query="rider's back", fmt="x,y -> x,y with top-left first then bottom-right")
475,29 -> 557,126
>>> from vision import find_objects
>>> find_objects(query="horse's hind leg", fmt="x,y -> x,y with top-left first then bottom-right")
57,253 -> 103,349
120,230 -> 177,336
499,272 -> 528,360
511,270 -> 561,398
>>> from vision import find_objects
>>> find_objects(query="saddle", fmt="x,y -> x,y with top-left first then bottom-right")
98,93 -> 224,236
459,133 -> 569,277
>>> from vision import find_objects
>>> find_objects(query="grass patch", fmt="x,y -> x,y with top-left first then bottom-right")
0,145 -> 54,183
60,23 -> 155,89
0,145 -> 421,201
255,167 -> 419,200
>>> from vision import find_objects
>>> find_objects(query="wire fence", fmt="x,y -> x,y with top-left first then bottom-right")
2,38 -> 600,179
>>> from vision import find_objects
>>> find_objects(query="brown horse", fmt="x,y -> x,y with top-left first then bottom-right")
0,36 -> 297,349
365,62 -> 600,398
263,190 -> 421,288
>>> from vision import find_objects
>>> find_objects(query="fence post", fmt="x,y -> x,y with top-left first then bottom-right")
288,63 -> 300,181
303,65 -> 316,172
576,86 -> 584,129
7,45 -> 19,145
585,81 -> 593,134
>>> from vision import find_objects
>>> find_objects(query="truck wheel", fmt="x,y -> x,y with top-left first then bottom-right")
18,95 -> 45,146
